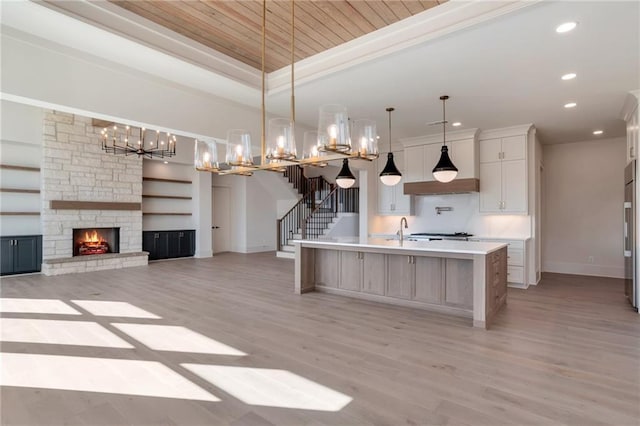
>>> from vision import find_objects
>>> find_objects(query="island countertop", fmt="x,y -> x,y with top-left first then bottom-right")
293,238 -> 508,255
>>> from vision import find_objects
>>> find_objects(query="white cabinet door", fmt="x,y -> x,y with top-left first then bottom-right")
404,146 -> 424,183
394,184 -> 412,214
502,159 -> 527,213
479,162 -> 502,212
423,143 -> 443,182
479,138 -> 502,163
451,139 -> 475,179
501,135 -> 526,161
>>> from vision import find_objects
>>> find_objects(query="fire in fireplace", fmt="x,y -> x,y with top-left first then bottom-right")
73,228 -> 120,256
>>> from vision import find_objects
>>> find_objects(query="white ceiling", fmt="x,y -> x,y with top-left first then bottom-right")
268,0 -> 640,145
2,1 -> 639,145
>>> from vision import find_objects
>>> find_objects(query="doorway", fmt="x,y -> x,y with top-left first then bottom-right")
212,186 -> 231,254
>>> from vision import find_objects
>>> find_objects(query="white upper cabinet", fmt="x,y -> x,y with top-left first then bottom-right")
401,129 -> 479,183
478,125 -> 533,214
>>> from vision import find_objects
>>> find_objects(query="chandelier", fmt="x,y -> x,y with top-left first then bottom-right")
194,0 -> 379,177
101,124 -> 176,159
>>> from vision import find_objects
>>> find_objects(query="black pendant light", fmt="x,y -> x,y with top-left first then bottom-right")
379,107 -> 402,186
336,158 -> 356,188
432,95 -> 458,183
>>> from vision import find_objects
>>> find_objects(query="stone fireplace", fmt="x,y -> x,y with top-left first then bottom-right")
40,111 -> 148,276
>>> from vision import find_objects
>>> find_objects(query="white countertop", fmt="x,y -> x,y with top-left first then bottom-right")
293,238 -> 507,255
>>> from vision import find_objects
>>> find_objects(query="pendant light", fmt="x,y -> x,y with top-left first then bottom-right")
336,158 -> 356,188
432,95 -> 458,183
379,107 -> 402,186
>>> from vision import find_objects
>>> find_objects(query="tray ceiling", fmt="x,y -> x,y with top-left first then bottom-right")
108,0 -> 445,72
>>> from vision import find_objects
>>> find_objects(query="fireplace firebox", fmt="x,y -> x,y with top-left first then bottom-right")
73,228 -> 120,256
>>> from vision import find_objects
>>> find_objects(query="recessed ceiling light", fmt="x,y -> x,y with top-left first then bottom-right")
561,73 -> 577,80
556,22 -> 577,33
564,102 -> 577,108
452,122 -> 462,127
163,161 -> 169,164
593,130 -> 603,135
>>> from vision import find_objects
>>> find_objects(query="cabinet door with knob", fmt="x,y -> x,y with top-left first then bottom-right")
0,235 -> 42,276
479,133 -> 528,214
386,254 -> 415,299
143,230 -> 195,260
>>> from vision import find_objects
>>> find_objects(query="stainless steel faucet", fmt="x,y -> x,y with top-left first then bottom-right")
399,216 -> 408,245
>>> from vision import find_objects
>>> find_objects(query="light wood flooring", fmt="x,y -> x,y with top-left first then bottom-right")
1,252 -> 639,425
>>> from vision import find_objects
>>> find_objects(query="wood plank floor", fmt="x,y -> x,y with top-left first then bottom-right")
1,252 -> 639,426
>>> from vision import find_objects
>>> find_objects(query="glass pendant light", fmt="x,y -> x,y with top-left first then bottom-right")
266,118 -> 296,160
226,129 -> 253,167
354,119 -> 378,160
302,130 -> 327,166
194,139 -> 219,171
336,159 -> 356,188
432,95 -> 458,183
318,104 -> 351,153
379,107 -> 402,186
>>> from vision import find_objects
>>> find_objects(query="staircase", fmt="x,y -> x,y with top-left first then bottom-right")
277,166 -> 359,258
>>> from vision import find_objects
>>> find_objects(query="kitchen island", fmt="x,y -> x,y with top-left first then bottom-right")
294,239 -> 508,329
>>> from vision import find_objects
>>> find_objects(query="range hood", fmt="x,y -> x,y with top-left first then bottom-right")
404,178 -> 479,196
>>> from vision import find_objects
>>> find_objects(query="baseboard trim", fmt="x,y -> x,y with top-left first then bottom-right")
542,261 -> 624,279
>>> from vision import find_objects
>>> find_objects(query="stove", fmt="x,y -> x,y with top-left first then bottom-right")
409,232 -> 473,241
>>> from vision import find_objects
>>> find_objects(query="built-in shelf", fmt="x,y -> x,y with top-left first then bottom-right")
142,194 -> 192,200
142,212 -> 192,216
0,212 -> 40,216
0,164 -> 40,172
0,188 -> 40,194
143,177 -> 192,184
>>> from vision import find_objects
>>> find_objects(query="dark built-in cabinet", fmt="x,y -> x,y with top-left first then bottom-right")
1,235 -> 42,275
143,230 -> 195,260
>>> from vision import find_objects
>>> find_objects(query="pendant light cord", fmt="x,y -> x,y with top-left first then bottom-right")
386,107 -> 394,153
442,97 -> 446,147
440,95 -> 449,147
261,0 -> 266,164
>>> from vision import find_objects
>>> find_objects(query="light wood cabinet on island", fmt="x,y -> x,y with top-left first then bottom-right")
296,241 -> 508,328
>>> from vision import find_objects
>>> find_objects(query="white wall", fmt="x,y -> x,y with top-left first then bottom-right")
542,137 -> 625,278
213,172 -> 298,253
0,100 -> 43,236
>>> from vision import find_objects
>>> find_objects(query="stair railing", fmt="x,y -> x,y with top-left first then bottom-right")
302,187 -> 359,240
276,175 -> 332,251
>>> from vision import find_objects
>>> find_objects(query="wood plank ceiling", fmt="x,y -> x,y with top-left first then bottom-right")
109,1 -> 446,73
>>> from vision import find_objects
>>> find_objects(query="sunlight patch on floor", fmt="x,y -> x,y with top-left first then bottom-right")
112,323 -> 246,355
0,318 -> 134,348
0,298 -> 81,315
182,364 -> 352,411
71,300 -> 161,318
1,353 -> 219,401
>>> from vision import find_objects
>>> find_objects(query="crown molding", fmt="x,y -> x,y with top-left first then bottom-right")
621,89 -> 640,121
479,124 -> 535,140
400,128 -> 480,148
